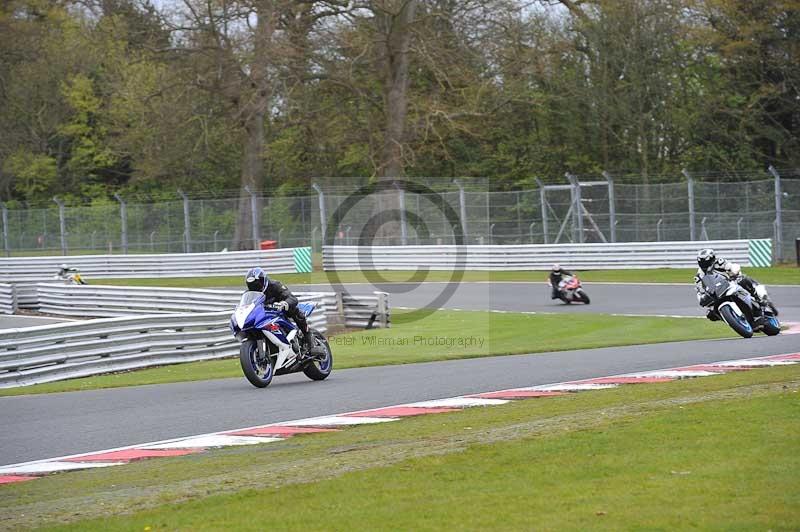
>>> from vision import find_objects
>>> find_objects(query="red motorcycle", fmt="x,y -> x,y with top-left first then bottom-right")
552,275 -> 590,304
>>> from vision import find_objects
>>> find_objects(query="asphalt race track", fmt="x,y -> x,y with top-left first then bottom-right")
304,281 -> 800,322
2,333 -> 799,465
2,279 -> 799,467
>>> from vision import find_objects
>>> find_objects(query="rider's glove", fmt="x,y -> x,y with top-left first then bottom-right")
275,300 -> 289,312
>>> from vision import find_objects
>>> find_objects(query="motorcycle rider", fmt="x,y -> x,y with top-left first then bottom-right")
694,248 -> 773,320
245,267 -> 316,355
549,264 -> 572,301
56,264 -> 86,284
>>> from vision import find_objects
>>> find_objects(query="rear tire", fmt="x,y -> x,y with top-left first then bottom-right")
240,338 -> 274,388
719,305 -> 753,338
303,330 -> 333,381
762,316 -> 781,336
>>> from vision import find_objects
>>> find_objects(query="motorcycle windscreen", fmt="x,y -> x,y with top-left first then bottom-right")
237,291 -> 265,308
702,273 -> 730,299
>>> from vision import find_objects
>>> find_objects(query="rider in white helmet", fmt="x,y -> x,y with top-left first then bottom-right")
549,264 -> 572,301
694,248 -> 775,318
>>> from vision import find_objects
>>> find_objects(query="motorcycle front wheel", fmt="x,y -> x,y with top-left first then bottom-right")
302,330 -> 333,381
240,338 -> 274,388
576,289 -> 590,304
719,305 -> 753,339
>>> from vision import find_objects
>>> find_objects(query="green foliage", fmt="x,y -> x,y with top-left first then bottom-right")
1,0 -> 800,205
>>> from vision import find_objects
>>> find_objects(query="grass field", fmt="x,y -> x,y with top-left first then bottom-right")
3,364 -> 797,530
97,266 -> 800,288
0,310 -> 732,397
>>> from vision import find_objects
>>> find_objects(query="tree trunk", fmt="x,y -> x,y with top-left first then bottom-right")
377,0 -> 417,180
231,0 -> 275,250
232,114 -> 266,250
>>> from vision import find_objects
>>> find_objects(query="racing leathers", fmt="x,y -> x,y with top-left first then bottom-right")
549,270 -> 572,300
694,259 -> 769,320
261,279 -> 313,352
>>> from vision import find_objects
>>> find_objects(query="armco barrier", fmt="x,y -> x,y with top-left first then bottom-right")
34,285 -> 328,333
0,312 -> 235,388
32,284 -> 390,330
323,240 -> 770,270
0,284 -> 16,314
319,292 -> 390,329
0,247 -> 311,282
4,247 -> 311,308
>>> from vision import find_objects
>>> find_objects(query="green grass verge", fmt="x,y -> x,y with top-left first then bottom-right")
96,266 -> 799,288
4,365 -> 798,530
0,310 -> 731,397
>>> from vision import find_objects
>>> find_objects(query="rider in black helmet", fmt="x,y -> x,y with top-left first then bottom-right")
245,267 -> 315,354
693,248 -> 773,319
549,263 -> 572,301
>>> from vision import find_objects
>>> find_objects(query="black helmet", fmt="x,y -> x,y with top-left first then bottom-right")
245,267 -> 269,292
697,249 -> 716,271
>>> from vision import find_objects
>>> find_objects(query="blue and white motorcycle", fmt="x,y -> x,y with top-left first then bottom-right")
230,291 -> 332,388
699,271 -> 780,339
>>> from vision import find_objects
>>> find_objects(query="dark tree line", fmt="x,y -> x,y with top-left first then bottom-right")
1,0 -> 798,245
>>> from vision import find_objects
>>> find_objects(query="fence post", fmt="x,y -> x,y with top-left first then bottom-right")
243,186 -> 260,250
453,179 -> 468,243
393,181 -> 408,245
700,217 -> 709,240
737,217 -> 744,240
535,178 -> 548,244
768,165 -> 783,263
682,169 -> 696,241
566,173 -> 583,243
602,171 -> 616,243
52,196 -> 67,256
0,202 -> 9,256
375,291 -> 389,328
656,219 -> 663,242
113,193 -> 128,254
177,190 -> 192,253
312,183 -> 327,245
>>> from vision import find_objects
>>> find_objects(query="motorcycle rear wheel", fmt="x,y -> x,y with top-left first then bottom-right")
240,338 -> 274,388
719,305 -> 753,339
303,330 -> 333,381
762,316 -> 781,336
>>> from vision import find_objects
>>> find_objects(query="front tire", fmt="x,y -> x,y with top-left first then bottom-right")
303,330 -> 333,381
719,305 -> 753,339
240,338 -> 274,388
577,289 -> 590,304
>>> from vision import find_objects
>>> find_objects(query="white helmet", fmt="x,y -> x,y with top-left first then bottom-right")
727,263 -> 741,277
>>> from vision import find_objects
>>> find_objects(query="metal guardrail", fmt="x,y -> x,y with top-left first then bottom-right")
34,284 -> 329,333
0,284 -> 16,314
323,240 -> 764,271
32,284 -> 391,330
0,312 -> 235,388
0,248 -> 310,282
319,292 -> 390,329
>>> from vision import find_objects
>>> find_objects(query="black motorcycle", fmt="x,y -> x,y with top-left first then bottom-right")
700,271 -> 780,338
